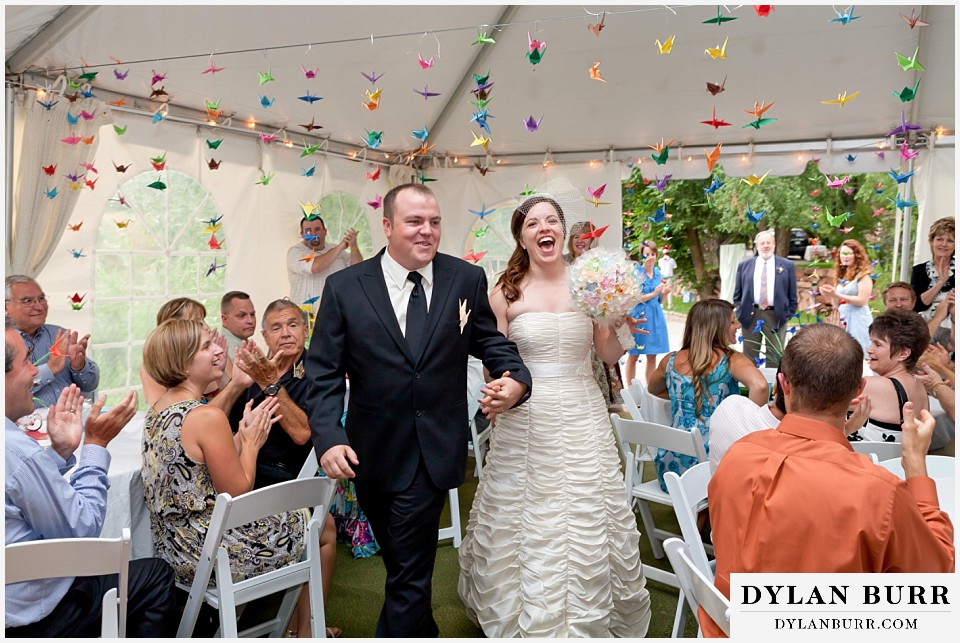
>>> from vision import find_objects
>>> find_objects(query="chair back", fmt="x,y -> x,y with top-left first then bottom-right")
298,448 -> 320,479
638,384 -> 673,426
178,477 -> 338,638
851,440 -> 902,462
664,538 -> 731,636
611,414 -> 707,462
5,528 -> 131,637
664,463 -> 714,578
620,386 -> 642,421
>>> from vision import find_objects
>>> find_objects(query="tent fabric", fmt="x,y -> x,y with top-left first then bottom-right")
6,94 -> 111,276
912,145 -> 955,266
5,4 -> 955,163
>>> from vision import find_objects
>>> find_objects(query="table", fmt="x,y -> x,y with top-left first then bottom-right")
68,411 -> 155,559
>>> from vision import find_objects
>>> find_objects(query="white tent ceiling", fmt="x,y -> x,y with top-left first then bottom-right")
6,3 -> 955,168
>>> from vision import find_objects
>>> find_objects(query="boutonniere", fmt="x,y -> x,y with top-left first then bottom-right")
776,265 -> 784,274
458,299 -> 471,334
293,360 -> 305,380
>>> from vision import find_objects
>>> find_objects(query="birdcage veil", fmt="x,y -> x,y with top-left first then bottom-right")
514,176 -> 588,238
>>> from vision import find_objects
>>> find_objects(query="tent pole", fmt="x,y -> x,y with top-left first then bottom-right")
5,85 -> 14,238
898,155 -> 916,282
6,6 -> 100,74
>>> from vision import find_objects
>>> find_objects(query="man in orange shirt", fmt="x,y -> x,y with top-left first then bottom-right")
703,324 -> 954,638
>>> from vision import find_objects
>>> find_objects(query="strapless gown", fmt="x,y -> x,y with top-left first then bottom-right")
458,312 -> 651,637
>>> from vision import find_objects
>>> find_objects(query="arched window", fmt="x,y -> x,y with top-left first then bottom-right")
91,170 -> 226,406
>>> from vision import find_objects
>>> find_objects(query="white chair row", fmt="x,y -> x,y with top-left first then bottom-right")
5,528 -> 132,637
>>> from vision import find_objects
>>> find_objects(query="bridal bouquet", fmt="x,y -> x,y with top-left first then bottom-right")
568,247 -> 643,349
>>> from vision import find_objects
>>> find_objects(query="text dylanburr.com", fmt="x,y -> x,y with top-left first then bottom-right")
730,574 -> 958,639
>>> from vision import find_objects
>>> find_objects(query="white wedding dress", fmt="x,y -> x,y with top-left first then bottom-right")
458,312 -> 651,638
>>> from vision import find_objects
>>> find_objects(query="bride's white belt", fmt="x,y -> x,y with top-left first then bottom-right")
525,361 -> 588,378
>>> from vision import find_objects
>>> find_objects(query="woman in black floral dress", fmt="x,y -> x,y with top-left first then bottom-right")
140,319 -> 307,594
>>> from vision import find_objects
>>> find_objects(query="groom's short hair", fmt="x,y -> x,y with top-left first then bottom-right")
383,184 -> 436,222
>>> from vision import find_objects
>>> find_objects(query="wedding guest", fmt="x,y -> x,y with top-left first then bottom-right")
140,298 -> 233,410
220,291 -> 257,355
564,220 -> 621,406
658,247 -> 678,309
855,310 -> 930,442
820,239 -> 873,352
703,324 -> 954,637
648,299 -> 767,490
732,230 -> 798,369
140,319 -> 313,629
882,281 -> 916,311
911,216 -> 954,321
625,240 -> 670,385
288,215 -> 362,316
5,319 -> 177,637
5,275 -> 99,407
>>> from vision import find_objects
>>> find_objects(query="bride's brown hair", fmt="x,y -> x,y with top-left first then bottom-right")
496,196 -> 566,304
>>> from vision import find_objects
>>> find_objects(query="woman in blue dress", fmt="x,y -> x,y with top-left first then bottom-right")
625,241 -> 671,386
647,299 -> 768,490
820,239 -> 873,352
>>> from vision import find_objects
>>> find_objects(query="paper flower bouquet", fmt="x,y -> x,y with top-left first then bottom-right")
568,247 -> 643,348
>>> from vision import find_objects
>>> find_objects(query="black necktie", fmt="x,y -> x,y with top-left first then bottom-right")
405,271 -> 427,358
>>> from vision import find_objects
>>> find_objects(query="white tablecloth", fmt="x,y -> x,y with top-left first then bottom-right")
69,411 -> 154,559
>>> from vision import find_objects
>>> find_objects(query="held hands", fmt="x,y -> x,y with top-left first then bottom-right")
900,401 -> 936,478
238,397 -> 281,451
479,370 -> 527,419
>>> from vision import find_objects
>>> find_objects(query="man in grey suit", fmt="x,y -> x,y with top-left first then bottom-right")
733,230 -> 798,368
306,183 -> 531,637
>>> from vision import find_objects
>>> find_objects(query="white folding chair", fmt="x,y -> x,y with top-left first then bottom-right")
610,414 -> 707,590
664,462 -> 716,637
620,379 -> 653,463
176,477 -> 337,638
5,528 -> 131,637
664,538 -> 731,637
638,383 -> 674,427
466,357 -> 490,478
621,378 -> 645,421
438,488 -> 463,548
851,440 -> 902,462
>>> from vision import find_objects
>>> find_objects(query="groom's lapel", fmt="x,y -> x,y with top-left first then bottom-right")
418,259 -> 456,362
359,253 -> 414,365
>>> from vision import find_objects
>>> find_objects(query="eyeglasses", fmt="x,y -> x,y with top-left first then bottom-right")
8,295 -> 47,307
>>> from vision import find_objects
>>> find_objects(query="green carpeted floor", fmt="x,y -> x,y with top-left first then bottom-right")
323,456 -> 699,638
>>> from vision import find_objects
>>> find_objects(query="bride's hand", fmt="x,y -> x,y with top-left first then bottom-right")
624,314 -> 649,335
480,372 -> 527,419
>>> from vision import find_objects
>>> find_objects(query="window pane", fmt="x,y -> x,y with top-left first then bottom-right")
92,301 -> 130,344
94,346 -> 130,390
94,254 -> 131,298
168,255 -> 198,293
132,300 -> 163,341
133,254 -> 167,297
319,192 -> 374,258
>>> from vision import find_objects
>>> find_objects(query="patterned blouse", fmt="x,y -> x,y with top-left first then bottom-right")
141,399 -> 307,585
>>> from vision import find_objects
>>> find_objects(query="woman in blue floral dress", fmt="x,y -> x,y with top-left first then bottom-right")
647,299 -> 768,490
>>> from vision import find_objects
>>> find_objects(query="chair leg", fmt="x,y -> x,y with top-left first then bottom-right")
635,499 -> 665,559
671,592 -> 688,637
307,517 -> 327,638
215,553 -> 239,638
450,487 -> 461,548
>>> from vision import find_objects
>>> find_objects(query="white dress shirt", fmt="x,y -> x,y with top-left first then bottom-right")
751,256 -> 776,307
708,395 -> 780,473
381,250 -> 434,337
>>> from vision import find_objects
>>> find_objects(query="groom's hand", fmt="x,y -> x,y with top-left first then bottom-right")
320,445 -> 359,479
480,371 -> 528,418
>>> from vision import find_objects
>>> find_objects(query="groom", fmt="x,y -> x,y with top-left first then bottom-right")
306,183 -> 532,637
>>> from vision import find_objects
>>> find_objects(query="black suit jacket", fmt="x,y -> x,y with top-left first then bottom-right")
733,255 -> 798,330
306,250 -> 531,493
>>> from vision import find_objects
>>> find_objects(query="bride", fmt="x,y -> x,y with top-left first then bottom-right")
458,188 -> 652,637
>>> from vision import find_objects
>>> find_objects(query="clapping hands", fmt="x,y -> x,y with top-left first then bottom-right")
238,397 -> 281,451
46,329 -> 90,375
342,228 -> 359,250
234,340 -> 284,388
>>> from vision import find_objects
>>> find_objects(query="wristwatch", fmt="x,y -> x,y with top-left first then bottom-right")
262,382 -> 280,397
